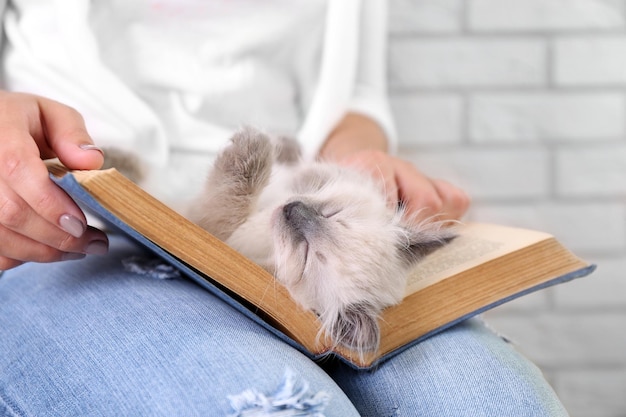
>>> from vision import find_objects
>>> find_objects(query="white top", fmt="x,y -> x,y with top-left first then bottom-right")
0,0 -> 395,204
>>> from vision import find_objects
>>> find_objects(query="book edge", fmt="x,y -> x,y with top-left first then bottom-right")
342,263 -> 597,369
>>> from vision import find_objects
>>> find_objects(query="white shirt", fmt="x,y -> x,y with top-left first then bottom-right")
0,0 -> 395,204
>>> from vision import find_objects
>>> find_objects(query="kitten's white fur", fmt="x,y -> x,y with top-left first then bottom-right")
187,127 -> 455,356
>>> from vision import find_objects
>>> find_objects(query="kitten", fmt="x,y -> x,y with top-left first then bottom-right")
187,127 -> 455,355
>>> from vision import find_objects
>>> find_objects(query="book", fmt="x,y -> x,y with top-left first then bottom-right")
48,164 -> 596,369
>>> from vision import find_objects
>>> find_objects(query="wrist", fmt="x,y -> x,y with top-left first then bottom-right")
319,113 -> 388,162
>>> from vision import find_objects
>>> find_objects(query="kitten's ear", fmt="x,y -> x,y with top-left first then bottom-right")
272,136 -> 301,164
332,303 -> 380,354
399,223 -> 457,264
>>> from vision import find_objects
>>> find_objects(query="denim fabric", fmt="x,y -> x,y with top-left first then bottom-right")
325,319 -> 568,417
0,236 -> 568,417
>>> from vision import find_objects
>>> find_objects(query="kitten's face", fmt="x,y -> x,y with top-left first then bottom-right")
267,162 -> 456,352
272,163 -> 408,312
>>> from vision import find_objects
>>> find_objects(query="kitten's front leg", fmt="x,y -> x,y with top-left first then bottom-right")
188,128 -> 274,241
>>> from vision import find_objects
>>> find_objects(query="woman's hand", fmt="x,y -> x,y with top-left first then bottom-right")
319,113 -> 470,221
0,92 -> 108,270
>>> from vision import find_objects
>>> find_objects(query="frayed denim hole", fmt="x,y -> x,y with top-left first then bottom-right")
228,368 -> 330,417
122,256 -> 181,280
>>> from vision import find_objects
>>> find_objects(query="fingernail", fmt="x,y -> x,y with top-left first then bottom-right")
62,252 -> 86,261
79,143 -> 104,156
84,240 -> 109,256
59,214 -> 86,238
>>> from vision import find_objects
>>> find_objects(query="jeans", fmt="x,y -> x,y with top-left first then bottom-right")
0,236 -> 568,416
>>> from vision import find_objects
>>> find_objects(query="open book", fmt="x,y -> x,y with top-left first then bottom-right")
48,165 -> 595,369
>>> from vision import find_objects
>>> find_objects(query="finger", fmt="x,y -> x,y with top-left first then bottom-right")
394,161 -> 443,219
431,179 -> 471,221
0,222 -> 107,263
0,97 -> 93,239
383,174 -> 399,206
0,92 -> 102,170
37,96 -> 104,170
0,145 -> 91,237
339,150 -> 399,204
0,176 -> 109,253
0,256 -> 23,271
368,162 -> 398,206
0,224 -> 83,263
0,223 -> 64,262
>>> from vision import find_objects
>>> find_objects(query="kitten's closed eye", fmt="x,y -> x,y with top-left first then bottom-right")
321,208 -> 341,218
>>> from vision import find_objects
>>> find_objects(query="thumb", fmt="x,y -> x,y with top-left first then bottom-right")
37,97 -> 104,170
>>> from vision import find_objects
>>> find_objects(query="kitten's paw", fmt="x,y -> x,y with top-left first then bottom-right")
217,127 -> 274,194
101,147 -> 146,184
330,303 -> 381,355
273,136 -> 301,164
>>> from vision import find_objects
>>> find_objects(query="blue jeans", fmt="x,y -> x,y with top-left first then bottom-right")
0,236 -> 568,416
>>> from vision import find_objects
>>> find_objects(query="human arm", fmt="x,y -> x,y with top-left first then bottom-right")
0,91 -> 109,270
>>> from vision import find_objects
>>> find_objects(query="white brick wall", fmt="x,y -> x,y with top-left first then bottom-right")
470,93 -> 625,142
409,148 -> 551,198
556,370 -> 626,417
555,258 -> 626,308
390,95 -> 462,145
390,38 -> 546,88
557,145 -> 626,196
389,1 -> 626,416
468,0 -> 625,31
555,37 -> 626,85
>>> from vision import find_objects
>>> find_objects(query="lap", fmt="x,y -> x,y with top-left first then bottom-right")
327,319 -> 568,417
0,236 -> 358,416
0,236 -> 567,417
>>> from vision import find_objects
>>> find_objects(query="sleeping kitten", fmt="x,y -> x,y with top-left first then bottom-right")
187,127 -> 455,355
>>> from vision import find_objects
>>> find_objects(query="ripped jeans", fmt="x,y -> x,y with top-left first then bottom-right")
0,236 -> 568,417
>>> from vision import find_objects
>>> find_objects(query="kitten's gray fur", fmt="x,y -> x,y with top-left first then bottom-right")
187,127 -> 455,356
100,147 -> 146,184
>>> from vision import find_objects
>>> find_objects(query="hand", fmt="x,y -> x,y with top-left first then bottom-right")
336,149 -> 470,221
320,113 -> 470,222
0,91 -> 108,270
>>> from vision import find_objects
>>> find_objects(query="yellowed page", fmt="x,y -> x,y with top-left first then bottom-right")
406,223 -> 552,294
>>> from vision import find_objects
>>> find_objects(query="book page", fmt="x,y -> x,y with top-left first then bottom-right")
405,223 -> 552,294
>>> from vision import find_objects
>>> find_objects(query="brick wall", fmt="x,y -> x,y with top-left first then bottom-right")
388,1 -> 626,416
